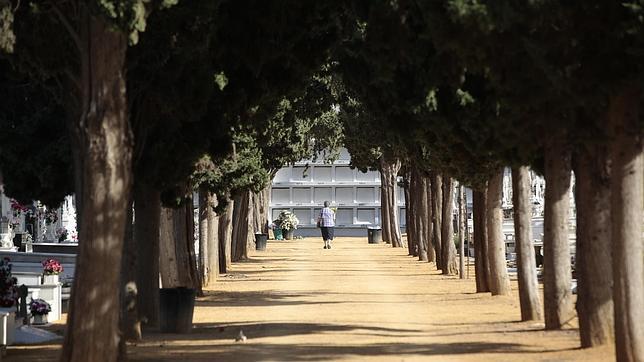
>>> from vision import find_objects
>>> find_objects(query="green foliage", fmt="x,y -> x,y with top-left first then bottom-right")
0,61 -> 73,207
336,1 -> 502,186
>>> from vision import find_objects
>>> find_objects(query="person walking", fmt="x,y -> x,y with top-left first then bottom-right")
318,201 -> 335,249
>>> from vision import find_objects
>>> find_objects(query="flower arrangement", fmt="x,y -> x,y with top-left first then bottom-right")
9,199 -> 30,230
10,199 -> 30,216
29,298 -> 51,316
42,258 -> 63,275
43,209 -> 58,225
56,228 -> 68,242
0,258 -> 18,308
274,210 -> 299,231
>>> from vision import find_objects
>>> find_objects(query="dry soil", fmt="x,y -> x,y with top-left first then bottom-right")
7,236 -> 614,361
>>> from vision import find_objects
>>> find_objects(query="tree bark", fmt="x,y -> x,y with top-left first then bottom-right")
252,186 -> 270,235
379,157 -> 403,247
441,176 -> 458,275
119,196 -> 140,354
458,185 -> 466,279
473,188 -> 490,292
232,191 -> 251,261
543,136 -> 574,329
411,168 -> 428,261
159,204 -> 199,289
512,166 -> 542,321
431,172 -> 443,270
608,87 -> 644,362
425,175 -> 435,263
404,169 -> 416,256
205,194 -> 219,286
134,186 -> 160,330
199,191 -> 219,288
218,199 -> 234,273
487,170 -> 510,295
184,197 -> 202,295
198,190 -> 209,289
574,145 -> 613,347
61,13 -> 131,362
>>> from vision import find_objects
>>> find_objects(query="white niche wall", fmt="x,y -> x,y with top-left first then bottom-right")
270,161 -> 405,230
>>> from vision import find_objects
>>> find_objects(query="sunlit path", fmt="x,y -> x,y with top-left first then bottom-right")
120,236 -> 612,362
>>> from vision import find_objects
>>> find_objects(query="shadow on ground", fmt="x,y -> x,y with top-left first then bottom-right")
126,340 -> 556,361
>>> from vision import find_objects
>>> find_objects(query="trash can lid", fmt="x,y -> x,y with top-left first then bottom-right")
367,226 -> 382,230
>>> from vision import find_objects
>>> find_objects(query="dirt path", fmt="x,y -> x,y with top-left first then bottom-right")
8,236 -> 613,361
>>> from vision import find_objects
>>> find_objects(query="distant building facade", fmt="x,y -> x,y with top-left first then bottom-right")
269,148 -> 405,237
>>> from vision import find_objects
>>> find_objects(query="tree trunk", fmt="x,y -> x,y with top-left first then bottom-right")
232,191 -> 251,261
199,191 -> 219,288
458,185 -> 466,279
61,14 -> 131,362
380,157 -> 403,247
184,197 -> 202,295
512,166 -> 542,321
218,199 -> 234,273
473,188 -> 490,293
411,168 -> 427,261
425,175 -> 435,263
574,145 -> 613,347
205,194 -> 219,287
441,176 -> 458,275
159,205 -> 199,289
543,136 -> 574,329
134,187 -> 160,330
404,170 -> 416,256
487,170 -> 510,295
198,190 -> 209,289
608,87 -> 644,362
431,172 -> 443,270
252,186 -> 270,235
119,196 -> 140,353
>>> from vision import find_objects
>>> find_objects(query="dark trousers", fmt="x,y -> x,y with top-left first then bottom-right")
321,226 -> 334,241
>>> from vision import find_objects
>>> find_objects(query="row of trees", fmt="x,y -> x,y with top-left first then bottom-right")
0,1 -> 642,361
0,1 -> 347,360
328,2 -> 642,361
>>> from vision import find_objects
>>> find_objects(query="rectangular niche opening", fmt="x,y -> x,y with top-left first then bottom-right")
314,187 -> 332,204
291,166 -> 310,181
335,166 -> 354,182
356,187 -> 375,203
271,188 -> 290,204
313,166 -> 332,182
335,187 -> 353,205
292,188 -> 311,204
356,208 -> 375,224
335,208 -> 353,225
293,208 -> 311,225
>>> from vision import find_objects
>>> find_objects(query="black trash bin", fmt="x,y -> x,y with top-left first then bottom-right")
367,227 -> 382,244
255,233 -> 268,251
159,287 -> 196,333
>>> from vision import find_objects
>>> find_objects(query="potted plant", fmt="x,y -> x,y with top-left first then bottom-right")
29,298 -> 51,325
275,210 -> 299,240
42,258 -> 63,285
0,258 -> 17,345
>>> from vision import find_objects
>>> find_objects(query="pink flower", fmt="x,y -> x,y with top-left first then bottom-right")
42,259 -> 63,275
